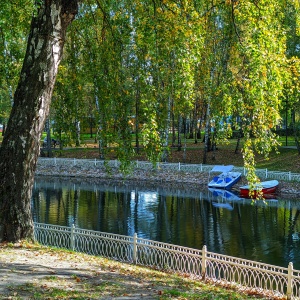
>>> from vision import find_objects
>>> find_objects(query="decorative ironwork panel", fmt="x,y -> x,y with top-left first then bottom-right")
135,238 -> 203,277
73,228 -> 133,263
179,164 -> 203,173
292,269 -> 300,299
33,223 -> 300,299
206,251 -> 288,297
34,223 -> 71,249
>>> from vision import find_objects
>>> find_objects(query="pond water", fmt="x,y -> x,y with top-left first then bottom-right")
32,176 -> 300,270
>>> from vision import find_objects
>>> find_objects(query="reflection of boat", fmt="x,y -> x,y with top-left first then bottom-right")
209,188 -> 239,211
208,188 -> 241,201
212,202 -> 234,210
208,165 -> 241,190
292,233 -> 300,241
239,180 -> 279,198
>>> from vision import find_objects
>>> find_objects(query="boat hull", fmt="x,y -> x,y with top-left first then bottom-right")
239,180 -> 278,198
208,172 -> 241,190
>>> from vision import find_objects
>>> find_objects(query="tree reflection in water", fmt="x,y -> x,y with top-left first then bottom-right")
32,177 -> 300,269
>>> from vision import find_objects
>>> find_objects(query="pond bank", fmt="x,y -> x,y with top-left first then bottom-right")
35,162 -> 300,199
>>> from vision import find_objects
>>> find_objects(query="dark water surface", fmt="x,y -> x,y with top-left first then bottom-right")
32,176 -> 300,269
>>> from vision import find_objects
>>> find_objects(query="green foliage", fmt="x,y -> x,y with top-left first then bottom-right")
0,2 -> 33,123
3,1 -> 300,186
221,0 -> 289,182
141,115 -> 162,164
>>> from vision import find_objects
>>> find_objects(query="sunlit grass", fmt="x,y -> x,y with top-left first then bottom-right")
2,132 -> 299,173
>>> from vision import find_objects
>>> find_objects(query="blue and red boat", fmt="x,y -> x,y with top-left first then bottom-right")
239,180 -> 279,198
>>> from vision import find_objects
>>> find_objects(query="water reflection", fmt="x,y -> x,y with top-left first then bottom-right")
32,177 -> 300,269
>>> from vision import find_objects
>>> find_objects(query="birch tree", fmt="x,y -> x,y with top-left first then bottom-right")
0,1 -> 78,242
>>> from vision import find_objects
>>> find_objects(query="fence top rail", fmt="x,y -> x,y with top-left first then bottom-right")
207,254 -> 288,274
75,231 -> 133,243
35,223 -> 133,242
137,237 -> 203,255
34,223 -> 72,231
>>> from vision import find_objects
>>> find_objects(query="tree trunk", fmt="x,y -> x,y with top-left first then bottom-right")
0,1 -> 78,242
293,123 -> 300,155
235,128 -> 243,154
171,99 -> 176,147
161,95 -> 171,162
2,123 -> 6,136
203,101 -> 211,164
45,118 -> 53,157
177,115 -> 182,151
135,87 -> 140,153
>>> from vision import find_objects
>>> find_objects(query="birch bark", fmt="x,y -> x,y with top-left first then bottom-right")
0,1 -> 78,242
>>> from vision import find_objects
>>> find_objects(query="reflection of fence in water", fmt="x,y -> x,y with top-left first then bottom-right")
34,222 -> 300,299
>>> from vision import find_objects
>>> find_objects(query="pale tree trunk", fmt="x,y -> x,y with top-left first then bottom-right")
0,1 -> 78,242
45,118 -> 53,157
203,101 -> 210,164
161,95 -> 171,162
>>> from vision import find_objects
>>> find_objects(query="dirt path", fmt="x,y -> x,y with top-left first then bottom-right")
0,243 -> 281,300
0,243 -> 168,299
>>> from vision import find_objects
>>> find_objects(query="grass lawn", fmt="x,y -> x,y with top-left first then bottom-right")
1,133 -> 299,173
45,135 -> 300,173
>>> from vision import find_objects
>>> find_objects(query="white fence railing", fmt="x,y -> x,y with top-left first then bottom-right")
34,222 -> 300,299
37,158 -> 300,182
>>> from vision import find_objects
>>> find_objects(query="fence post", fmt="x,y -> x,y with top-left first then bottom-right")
179,162 -> 181,171
287,262 -> 293,300
265,168 -> 268,179
202,245 -> 207,280
71,224 -> 75,251
133,233 -> 137,264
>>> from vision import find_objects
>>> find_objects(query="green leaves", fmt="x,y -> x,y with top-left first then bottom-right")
2,1 -> 299,180
0,2 -> 33,124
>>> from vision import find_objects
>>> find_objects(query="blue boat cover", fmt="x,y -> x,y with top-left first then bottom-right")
211,165 -> 234,173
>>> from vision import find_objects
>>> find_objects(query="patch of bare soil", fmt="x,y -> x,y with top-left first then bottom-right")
0,243 -> 171,299
0,243 -> 280,300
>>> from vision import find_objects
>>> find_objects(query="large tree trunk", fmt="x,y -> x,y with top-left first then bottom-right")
0,1 -> 78,242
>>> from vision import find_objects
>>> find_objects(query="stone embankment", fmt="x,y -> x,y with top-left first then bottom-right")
35,161 -> 300,198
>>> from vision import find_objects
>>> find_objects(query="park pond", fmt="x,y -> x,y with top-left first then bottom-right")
32,176 -> 300,270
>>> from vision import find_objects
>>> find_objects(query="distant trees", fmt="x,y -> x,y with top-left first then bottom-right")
49,1 -> 298,173
284,2 -> 300,153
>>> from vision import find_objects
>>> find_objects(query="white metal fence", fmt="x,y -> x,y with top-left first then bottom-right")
34,222 -> 300,299
37,158 -> 300,182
